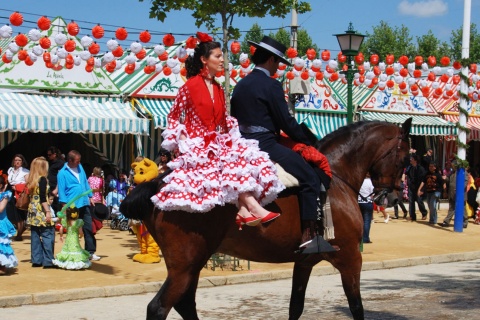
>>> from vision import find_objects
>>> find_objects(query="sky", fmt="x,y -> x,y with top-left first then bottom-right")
0,0 -> 479,55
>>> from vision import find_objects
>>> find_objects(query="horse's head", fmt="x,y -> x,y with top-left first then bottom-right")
369,118 -> 412,206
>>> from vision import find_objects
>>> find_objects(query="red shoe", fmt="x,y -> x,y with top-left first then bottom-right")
236,215 -> 262,230
260,212 -> 281,224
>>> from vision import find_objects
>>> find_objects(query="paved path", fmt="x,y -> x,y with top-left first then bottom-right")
3,259 -> 479,320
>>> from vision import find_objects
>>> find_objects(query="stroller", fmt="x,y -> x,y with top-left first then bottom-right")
109,205 -> 129,231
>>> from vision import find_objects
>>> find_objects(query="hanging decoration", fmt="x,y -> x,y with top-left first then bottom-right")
67,21 -> 80,36
9,12 -> 23,26
37,16 -> 51,31
91,24 -> 105,39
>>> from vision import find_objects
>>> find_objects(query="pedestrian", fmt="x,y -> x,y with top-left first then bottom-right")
0,175 -> 18,274
7,154 -> 29,241
439,160 -> 469,228
46,146 -> 65,213
421,148 -> 433,171
358,173 -> 374,244
57,150 -> 100,261
392,170 -> 408,219
418,162 -> 446,225
406,154 -> 428,221
25,157 -> 56,268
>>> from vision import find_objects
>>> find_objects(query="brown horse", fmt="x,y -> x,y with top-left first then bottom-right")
121,118 -> 412,320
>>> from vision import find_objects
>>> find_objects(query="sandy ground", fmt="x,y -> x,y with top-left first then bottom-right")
2,203 -> 479,297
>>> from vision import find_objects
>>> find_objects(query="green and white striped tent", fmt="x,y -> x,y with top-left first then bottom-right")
295,111 -> 348,139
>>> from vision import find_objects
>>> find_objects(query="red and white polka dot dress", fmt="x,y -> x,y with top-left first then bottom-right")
151,75 -> 284,213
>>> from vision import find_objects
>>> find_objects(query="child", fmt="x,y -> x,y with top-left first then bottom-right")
52,207 -> 91,270
0,176 -> 18,274
106,183 -> 125,216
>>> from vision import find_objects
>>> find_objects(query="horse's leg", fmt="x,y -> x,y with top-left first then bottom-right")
173,271 -> 201,319
331,248 -> 364,320
289,262 -> 314,320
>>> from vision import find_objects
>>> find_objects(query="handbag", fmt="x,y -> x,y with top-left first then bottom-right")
15,189 -> 30,211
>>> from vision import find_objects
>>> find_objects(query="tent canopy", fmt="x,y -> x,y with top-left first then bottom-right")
295,111 -> 348,139
359,112 -> 457,136
134,98 -> 173,129
0,92 -> 149,135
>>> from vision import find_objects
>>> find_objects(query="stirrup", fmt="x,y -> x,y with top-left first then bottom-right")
296,235 -> 338,254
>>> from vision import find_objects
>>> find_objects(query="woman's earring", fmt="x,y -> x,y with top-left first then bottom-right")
201,64 -> 211,79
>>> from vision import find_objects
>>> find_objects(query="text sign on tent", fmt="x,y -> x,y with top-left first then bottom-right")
294,79 -> 345,113
0,17 -> 120,93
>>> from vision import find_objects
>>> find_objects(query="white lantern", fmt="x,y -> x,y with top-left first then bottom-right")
54,33 -> 67,46
106,39 -> 119,51
28,29 -> 41,41
81,35 -> 93,48
154,44 -> 166,56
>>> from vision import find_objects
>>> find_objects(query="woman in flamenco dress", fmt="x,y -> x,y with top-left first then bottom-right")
151,32 -> 284,229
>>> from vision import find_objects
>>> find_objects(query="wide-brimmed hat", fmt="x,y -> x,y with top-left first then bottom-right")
248,36 -> 291,66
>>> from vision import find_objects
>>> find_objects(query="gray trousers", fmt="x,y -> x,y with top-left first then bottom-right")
443,198 -> 468,226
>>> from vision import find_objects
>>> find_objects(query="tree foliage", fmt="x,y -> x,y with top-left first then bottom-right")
416,30 -> 451,61
450,23 -> 480,62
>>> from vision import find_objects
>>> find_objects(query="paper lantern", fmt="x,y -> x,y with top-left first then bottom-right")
88,42 -> 100,55
92,24 -> 105,39
24,56 -> 34,66
230,69 -> 238,78
39,36 -> 51,49
45,61 -> 53,68
17,50 -> 28,61
336,52 -> 345,63
139,30 -> 151,43
306,48 -> 316,60
112,46 -> 124,58
28,29 -> 41,41
144,65 -> 155,74
65,54 -> 74,65
64,39 -> 76,52
427,72 -> 436,81
385,66 -> 394,76
158,52 -> 168,61
427,56 -> 436,67
440,74 -> 449,83
240,58 -> 250,68
357,65 -> 365,75
135,48 -> 147,60
398,82 -> 407,90
452,75 -> 461,84
86,57 -> 95,66
43,51 -> 51,63
301,70 -> 309,80
320,49 -> 330,62
85,64 -> 94,73
64,62 -> 74,69
329,72 -> 339,82
286,71 -> 295,80
10,12 -> 23,26
386,80 -> 395,88
315,71 -> 324,81
470,64 -> 477,74
385,54 -> 394,65
414,56 -> 424,66
37,16 -> 51,31
354,53 -> 364,65
15,34 -> 28,47
440,56 -> 450,66
115,27 -> 128,41
369,54 -> 379,65
399,68 -> 408,77
230,41 -> 241,54
398,55 -> 409,66
163,34 -> 175,46
286,47 -> 297,59
163,66 -> 172,76
413,69 -> 422,78
453,61 -> 462,70
67,21 -> 80,36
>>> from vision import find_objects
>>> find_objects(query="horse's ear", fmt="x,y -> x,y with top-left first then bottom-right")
401,117 -> 412,139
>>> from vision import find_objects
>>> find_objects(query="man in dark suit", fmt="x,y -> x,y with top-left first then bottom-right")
231,36 -> 333,253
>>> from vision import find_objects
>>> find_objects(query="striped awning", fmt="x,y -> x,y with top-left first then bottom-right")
0,92 -> 149,135
295,111 -> 348,139
443,114 -> 480,141
134,98 -> 173,129
359,112 -> 457,136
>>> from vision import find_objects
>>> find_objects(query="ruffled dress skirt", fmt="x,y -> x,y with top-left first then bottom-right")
152,127 -> 285,213
52,225 -> 91,270
0,192 -> 18,269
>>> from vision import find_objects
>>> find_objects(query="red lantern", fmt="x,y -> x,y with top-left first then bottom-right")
139,30 -> 151,43
180,67 -> 187,77
178,55 -> 187,63
427,72 -> 436,81
85,64 -> 94,73
43,51 -> 51,63
65,62 -> 74,70
315,71 -> 324,81
65,54 -> 74,65
92,24 -> 105,39
399,82 -> 407,90
185,36 -> 197,49
371,77 -> 379,86
45,61 -> 53,69
410,84 -> 419,92
427,56 -> 436,67
15,33 -> 28,47
249,45 -> 256,55
354,53 -> 364,65
144,65 -> 155,74
115,27 -> 128,41
37,16 -> 51,31
230,41 -> 241,55
86,57 -> 95,66
286,47 -> 297,59
105,61 -> 116,73
398,55 -> 409,66
286,71 -> 295,80
440,74 -> 449,83
357,65 -> 365,75
453,61 -> 462,70
311,65 -> 320,72
240,59 -> 250,68
163,34 -> 175,47
325,65 -> 334,74
421,87 -> 430,97
230,69 -> 238,78
452,75 -> 461,84
301,70 -> 309,80
337,52 -> 346,63
17,50 -> 28,61
124,63 -> 135,74
386,80 -> 395,88
39,36 -> 51,49
386,54 -> 395,65
64,39 -> 76,52
321,49 -> 330,61
306,48 -> 316,60
369,54 -> 379,65
329,72 -> 339,82
385,66 -> 394,76
414,56 -> 424,66
136,49 -> 147,60
434,87 -> 443,96
24,56 -> 34,66
163,66 -> 172,76
358,75 -> 365,83
67,21 -> 80,36
158,52 -> 168,61
440,56 -> 450,66
413,69 -> 422,78
9,12 -> 23,26
470,64 -> 477,74
112,46 -> 124,58
399,68 -> 408,77
373,66 -> 381,76
88,42 -> 100,55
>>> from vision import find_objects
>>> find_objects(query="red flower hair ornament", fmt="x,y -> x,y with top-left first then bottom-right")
196,32 -> 213,43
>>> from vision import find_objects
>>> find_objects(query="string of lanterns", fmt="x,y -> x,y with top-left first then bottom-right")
1,11 -> 479,102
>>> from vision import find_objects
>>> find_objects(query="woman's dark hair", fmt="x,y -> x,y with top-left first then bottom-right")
185,41 -> 221,78
251,47 -> 280,65
47,146 -> 61,158
158,148 -> 172,163
11,154 -> 28,168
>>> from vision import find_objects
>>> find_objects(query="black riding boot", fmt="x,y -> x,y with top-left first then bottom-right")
298,220 -> 337,254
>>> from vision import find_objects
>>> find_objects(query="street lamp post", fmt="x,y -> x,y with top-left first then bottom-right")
334,23 -> 365,124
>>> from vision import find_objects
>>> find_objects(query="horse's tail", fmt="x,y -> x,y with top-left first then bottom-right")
120,178 -> 162,220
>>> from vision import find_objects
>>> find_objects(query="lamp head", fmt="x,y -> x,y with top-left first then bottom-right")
334,22 -> 365,57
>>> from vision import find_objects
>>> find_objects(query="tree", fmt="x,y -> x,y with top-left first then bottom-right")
416,30 -> 451,61
450,23 -> 480,62
141,0 -> 312,109
268,27 -> 318,57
